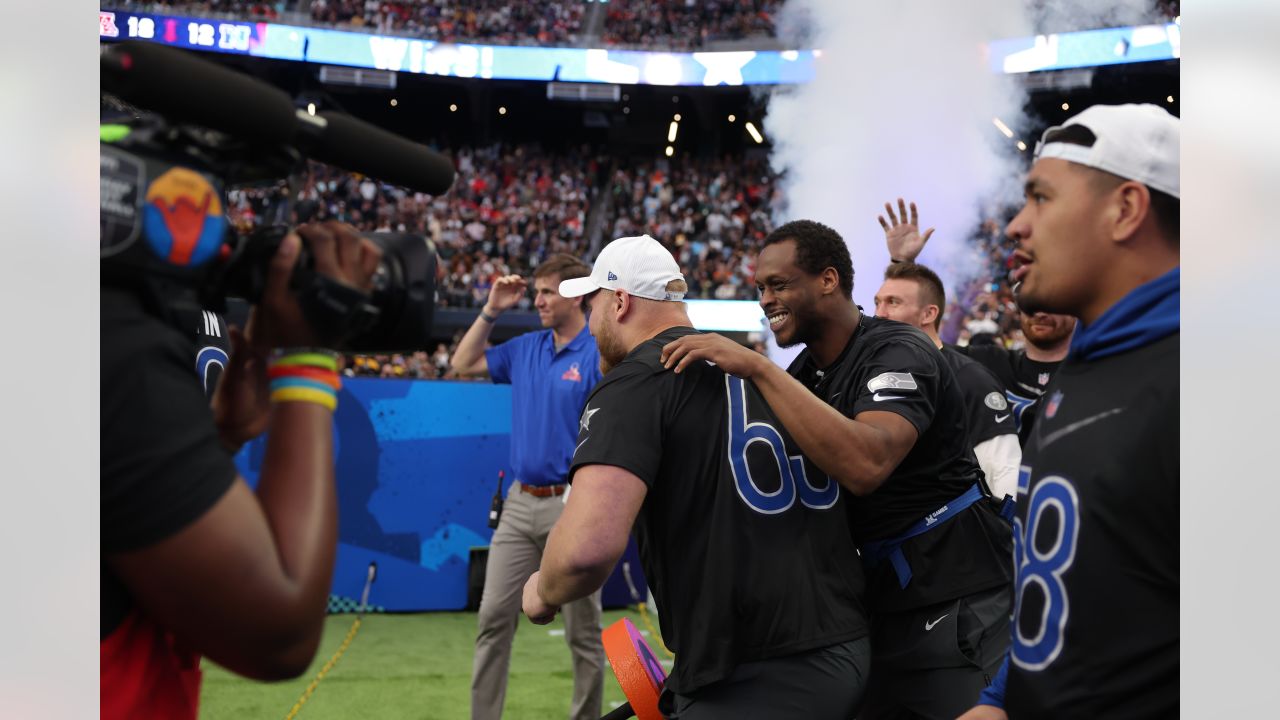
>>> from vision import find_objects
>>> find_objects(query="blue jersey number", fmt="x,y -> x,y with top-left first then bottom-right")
725,376 -> 838,514
1011,466 -> 1081,671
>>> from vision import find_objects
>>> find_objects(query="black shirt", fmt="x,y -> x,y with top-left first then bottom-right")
789,315 -> 1012,612
958,343 -> 1061,445
1005,334 -> 1178,718
941,346 -> 1017,448
571,327 -> 868,695
101,283 -> 238,639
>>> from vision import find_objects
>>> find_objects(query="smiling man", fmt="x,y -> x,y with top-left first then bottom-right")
961,103 -> 1180,720
524,235 -> 871,719
661,221 -> 1014,719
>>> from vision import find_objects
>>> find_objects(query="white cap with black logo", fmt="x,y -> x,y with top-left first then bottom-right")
559,234 -> 686,302
1035,103 -> 1180,199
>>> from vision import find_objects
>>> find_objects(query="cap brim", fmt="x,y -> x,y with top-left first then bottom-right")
558,276 -> 601,298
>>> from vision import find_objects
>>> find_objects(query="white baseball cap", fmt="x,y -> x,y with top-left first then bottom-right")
1034,103 -> 1180,199
559,234 -> 686,302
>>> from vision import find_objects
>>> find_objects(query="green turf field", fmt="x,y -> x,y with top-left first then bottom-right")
200,608 -> 668,719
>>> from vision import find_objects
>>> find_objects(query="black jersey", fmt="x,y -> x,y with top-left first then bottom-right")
959,343 -> 1061,445
1005,333 -> 1178,718
176,307 -> 230,400
941,346 -> 1017,448
102,284 -> 238,639
570,327 -> 868,695
789,316 -> 1012,612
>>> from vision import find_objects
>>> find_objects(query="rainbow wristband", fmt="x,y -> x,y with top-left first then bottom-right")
270,376 -> 340,394
271,350 -> 339,372
268,365 -> 343,390
270,386 -> 338,412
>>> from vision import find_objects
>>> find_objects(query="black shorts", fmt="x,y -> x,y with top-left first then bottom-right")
860,585 -> 1011,720
660,637 -> 871,720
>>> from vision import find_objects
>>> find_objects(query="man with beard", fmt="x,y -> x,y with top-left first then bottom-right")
450,253 -> 605,720
661,222 -> 1012,719
960,103 -> 1179,719
523,235 -> 871,719
879,198 -> 1075,446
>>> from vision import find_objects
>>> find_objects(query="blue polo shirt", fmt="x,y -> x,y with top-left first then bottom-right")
486,324 -> 601,486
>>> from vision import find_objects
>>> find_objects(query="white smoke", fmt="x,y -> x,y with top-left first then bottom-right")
766,0 -> 1162,310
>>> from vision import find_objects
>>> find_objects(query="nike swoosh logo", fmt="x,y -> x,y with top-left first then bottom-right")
925,614 -> 948,631
1038,407 -> 1124,450
994,413 -> 1010,423
873,392 -> 904,402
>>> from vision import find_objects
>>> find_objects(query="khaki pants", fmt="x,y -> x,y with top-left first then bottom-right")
471,485 -> 604,720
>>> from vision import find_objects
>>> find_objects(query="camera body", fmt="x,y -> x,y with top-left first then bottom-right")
101,115 -> 439,352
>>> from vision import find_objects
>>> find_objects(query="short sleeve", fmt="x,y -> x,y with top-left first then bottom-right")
962,363 -> 1016,445
485,336 -> 519,385
101,293 -> 237,554
846,340 -> 940,436
569,365 -> 664,488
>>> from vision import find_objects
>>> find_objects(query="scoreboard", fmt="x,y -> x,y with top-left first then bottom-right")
100,9 -> 264,55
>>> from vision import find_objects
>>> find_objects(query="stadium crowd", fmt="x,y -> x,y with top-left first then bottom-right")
601,0 -> 784,50
115,0 -> 1177,50
222,144 -> 1033,379
307,0 -> 584,45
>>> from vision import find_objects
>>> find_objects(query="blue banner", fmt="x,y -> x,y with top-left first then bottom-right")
234,377 -> 646,612
236,378 -> 512,611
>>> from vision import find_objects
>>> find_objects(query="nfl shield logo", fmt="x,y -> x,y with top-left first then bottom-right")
1045,390 -> 1064,419
1038,372 -> 1051,386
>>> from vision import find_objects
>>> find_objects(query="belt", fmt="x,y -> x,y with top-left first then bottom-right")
860,483 -> 986,590
517,481 -> 568,498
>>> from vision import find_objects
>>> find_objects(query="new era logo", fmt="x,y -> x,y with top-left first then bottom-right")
607,272 -> 618,281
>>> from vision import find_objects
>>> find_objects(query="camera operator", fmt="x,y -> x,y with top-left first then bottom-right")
101,221 -> 381,719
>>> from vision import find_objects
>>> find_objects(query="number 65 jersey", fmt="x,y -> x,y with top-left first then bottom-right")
1006,333 -> 1178,718
569,327 -> 869,697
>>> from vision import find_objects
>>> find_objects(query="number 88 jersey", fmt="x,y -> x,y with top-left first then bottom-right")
569,327 -> 869,697
1006,334 -> 1179,719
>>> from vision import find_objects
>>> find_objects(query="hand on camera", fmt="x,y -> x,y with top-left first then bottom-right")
212,221 -> 380,450
250,221 -> 383,351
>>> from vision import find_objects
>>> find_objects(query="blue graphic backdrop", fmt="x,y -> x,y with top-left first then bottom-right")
235,377 -> 646,611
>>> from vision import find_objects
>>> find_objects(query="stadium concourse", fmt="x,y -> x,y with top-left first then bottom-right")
99,1 -> 1180,719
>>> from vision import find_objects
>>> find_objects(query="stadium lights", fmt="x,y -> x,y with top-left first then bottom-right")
674,113 -> 681,121
1166,95 -> 1174,103
1017,140 -> 1027,151
668,121 -> 679,143
307,102 -> 316,116
624,107 -> 631,114
665,145 -> 674,157
449,103 -> 458,112
390,98 -> 398,107
745,121 -> 764,144
499,106 -> 507,115
728,114 -> 736,123
1061,102 -> 1070,111
993,117 -> 1014,139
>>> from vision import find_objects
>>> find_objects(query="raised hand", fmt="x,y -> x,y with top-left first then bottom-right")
485,275 -> 528,315
878,197 -> 935,263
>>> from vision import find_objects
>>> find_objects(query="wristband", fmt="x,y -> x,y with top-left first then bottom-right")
270,386 -> 338,412
479,310 -> 498,324
267,365 -> 343,389
271,349 -> 339,372
890,258 -> 905,264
